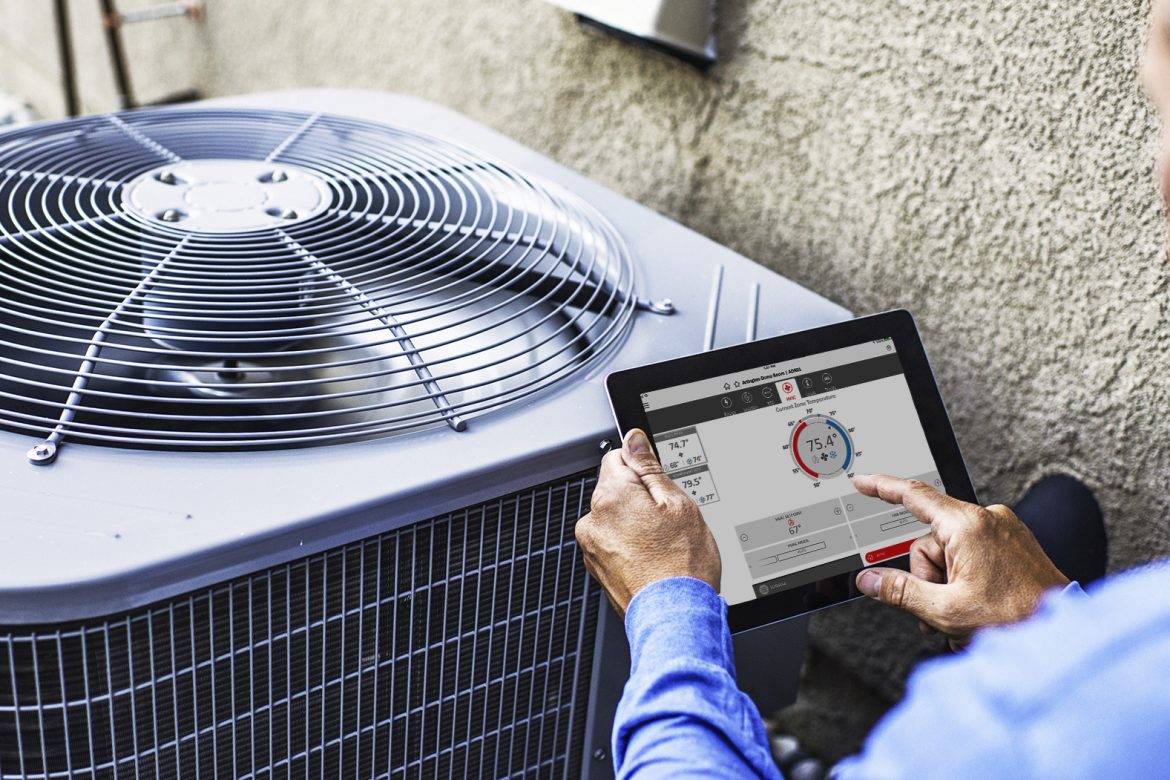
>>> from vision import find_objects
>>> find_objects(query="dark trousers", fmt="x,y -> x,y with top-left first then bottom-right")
1012,475 -> 1108,586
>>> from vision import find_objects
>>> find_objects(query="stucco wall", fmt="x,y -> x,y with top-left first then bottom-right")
3,0 -> 1168,755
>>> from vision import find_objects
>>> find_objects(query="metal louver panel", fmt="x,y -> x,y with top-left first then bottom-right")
0,471 -> 599,779
0,109 -> 637,463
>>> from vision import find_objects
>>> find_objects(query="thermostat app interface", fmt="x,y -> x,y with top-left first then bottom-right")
641,339 -> 942,606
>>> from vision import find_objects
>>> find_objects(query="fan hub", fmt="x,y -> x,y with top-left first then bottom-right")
185,181 -> 267,211
122,159 -> 332,232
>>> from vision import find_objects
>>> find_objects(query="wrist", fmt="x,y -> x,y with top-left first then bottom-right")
625,575 -> 720,622
1029,569 -> 1071,612
626,570 -> 719,608
624,576 -> 732,670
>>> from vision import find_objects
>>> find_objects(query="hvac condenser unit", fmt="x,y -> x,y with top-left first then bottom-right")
0,90 -> 847,779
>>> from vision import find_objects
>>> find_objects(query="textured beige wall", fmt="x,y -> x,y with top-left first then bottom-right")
3,0 -> 1168,748
0,0 -> 199,114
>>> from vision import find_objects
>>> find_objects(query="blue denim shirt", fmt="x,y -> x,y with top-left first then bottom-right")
615,564 -> 1170,779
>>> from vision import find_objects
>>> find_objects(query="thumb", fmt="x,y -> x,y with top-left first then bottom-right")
856,566 -> 948,624
621,429 -> 681,504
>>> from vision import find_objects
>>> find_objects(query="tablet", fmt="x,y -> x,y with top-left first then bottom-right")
606,309 -> 976,632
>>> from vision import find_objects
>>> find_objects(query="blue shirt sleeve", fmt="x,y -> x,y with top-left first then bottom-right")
616,565 -> 1170,780
835,564 -> 1170,780
614,577 -> 783,780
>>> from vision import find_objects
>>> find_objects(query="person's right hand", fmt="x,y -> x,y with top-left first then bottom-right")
852,474 -> 1070,649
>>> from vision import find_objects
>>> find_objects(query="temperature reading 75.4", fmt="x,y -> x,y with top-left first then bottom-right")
805,431 -> 841,452
790,414 -> 854,480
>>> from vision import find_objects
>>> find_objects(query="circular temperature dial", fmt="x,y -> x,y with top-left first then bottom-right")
791,414 -> 853,479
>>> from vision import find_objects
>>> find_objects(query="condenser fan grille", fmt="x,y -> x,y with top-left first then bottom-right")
0,109 -> 636,461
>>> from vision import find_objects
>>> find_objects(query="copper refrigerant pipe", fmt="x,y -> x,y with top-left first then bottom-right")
52,0 -> 80,116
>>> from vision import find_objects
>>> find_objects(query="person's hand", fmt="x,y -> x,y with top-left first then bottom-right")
575,428 -> 721,617
852,474 -> 1069,649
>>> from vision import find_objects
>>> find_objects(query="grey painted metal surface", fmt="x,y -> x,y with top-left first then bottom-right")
0,89 -> 848,623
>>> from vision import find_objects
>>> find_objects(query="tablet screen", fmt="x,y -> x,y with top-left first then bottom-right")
639,337 -> 941,607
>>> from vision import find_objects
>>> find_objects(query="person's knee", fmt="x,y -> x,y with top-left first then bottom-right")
1015,472 -> 1108,584
1030,474 -> 1098,508
1025,474 -> 1104,528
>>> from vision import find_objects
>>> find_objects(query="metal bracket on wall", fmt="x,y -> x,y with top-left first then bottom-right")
545,0 -> 717,68
52,1 -> 205,116
104,1 -> 204,27
99,0 -> 205,110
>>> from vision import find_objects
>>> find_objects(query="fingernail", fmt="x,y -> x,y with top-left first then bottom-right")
625,429 -> 650,454
857,569 -> 882,597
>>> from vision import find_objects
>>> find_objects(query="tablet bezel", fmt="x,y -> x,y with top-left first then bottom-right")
605,309 -> 977,632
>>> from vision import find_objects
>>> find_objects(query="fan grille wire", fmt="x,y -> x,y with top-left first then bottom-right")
0,109 -> 637,460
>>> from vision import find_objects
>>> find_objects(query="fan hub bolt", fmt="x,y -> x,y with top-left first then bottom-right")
26,442 -> 58,465
159,209 -> 185,222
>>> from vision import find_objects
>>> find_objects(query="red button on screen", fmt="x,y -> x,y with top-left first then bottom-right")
864,538 -> 915,565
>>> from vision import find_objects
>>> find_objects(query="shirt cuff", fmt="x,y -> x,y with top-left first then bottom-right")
1058,580 -> 1086,598
624,577 -> 734,674
1029,580 -> 1086,621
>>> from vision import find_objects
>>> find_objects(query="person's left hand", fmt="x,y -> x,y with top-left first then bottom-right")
575,428 -> 721,616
